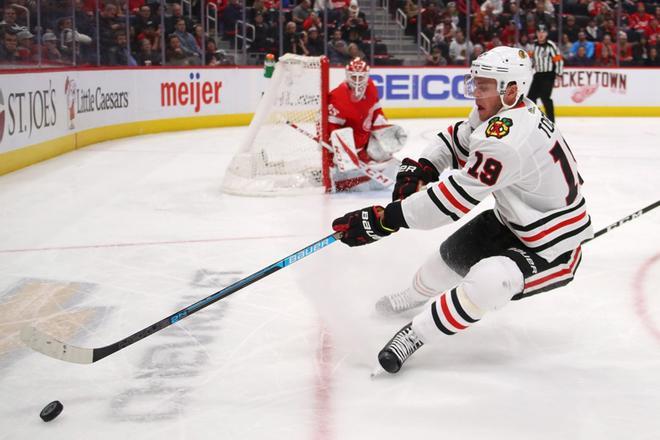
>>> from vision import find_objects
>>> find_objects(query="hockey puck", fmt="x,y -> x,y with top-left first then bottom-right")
40,401 -> 63,422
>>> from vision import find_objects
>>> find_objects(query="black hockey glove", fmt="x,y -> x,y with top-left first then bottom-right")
332,206 -> 399,247
392,158 -> 439,201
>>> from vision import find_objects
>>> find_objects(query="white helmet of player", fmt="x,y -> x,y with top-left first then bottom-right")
464,46 -> 533,109
346,57 -> 370,100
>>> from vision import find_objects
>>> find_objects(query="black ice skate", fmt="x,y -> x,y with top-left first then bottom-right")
377,322 -> 424,374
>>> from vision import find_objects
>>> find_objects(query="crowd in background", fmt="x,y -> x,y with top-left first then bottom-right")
0,0 -> 658,67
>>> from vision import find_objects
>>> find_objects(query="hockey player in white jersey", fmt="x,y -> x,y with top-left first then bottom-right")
331,46 -> 594,374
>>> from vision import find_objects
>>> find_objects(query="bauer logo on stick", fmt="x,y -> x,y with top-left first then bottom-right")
485,117 -> 513,139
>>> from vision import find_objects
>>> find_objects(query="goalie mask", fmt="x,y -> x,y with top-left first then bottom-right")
464,46 -> 533,109
346,57 -> 370,100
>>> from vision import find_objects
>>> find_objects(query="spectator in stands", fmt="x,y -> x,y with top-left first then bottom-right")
533,0 -> 554,27
347,41 -> 366,60
449,29 -> 472,64
133,5 -> 154,37
292,0 -> 312,28
633,34 -> 650,64
250,12 -> 276,53
328,29 -> 350,64
174,18 -> 202,59
166,3 -> 193,35
434,14 -> 457,46
588,0 -> 611,19
425,46 -> 447,65
618,31 -> 634,65
507,2 -> 523,29
500,20 -> 518,46
628,2 -> 652,37
166,33 -> 193,65
517,32 -> 535,54
472,43 -> 484,58
306,27 -> 324,55
107,31 -> 138,65
0,30 -> 19,62
99,4 -> 123,56
559,33 -> 573,60
0,7 -> 18,35
136,37 -> 162,65
193,24 -> 205,50
16,29 -> 35,62
644,18 -> 658,43
422,2 -> 443,38
645,45 -> 659,66
600,18 -> 617,40
41,32 -> 62,62
563,15 -> 580,41
205,39 -> 229,65
282,21 -> 299,54
445,2 -> 461,28
594,33 -> 616,66
571,31 -> 594,60
136,21 -> 161,53
585,19 -> 601,41
222,0 -> 243,44
303,12 -> 323,32
480,0 -> 503,16
404,0 -> 420,36
343,0 -> 369,40
568,45 -> 594,66
472,14 -> 495,46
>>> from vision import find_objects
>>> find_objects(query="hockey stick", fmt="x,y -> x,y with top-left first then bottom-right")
285,121 -> 394,188
20,232 -> 342,364
582,199 -> 660,245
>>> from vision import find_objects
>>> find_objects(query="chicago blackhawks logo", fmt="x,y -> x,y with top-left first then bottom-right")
485,117 -> 513,139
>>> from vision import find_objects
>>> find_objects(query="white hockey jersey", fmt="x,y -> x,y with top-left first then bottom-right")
401,98 -> 594,261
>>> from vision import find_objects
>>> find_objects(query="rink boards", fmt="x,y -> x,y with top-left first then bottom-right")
0,66 -> 659,175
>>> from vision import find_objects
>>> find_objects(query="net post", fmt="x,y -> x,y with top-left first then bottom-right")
320,56 -> 332,193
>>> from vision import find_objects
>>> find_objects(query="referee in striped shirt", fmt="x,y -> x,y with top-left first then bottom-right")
528,24 -> 563,122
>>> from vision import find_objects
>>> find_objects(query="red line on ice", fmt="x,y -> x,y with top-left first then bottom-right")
313,326 -> 333,440
633,253 -> 660,343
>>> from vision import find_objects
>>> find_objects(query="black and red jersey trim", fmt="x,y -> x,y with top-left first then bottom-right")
427,187 -> 461,221
437,132 -> 459,169
508,197 -> 586,232
524,217 -> 592,252
448,175 -> 480,206
451,122 -> 470,157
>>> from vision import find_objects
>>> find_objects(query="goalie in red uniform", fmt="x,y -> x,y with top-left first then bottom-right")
328,57 -> 407,191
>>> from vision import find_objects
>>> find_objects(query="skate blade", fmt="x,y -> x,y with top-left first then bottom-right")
370,364 -> 388,379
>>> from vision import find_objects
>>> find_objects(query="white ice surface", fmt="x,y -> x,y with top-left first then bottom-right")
0,118 -> 659,440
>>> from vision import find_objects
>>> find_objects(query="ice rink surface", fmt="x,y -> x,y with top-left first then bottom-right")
0,117 -> 659,440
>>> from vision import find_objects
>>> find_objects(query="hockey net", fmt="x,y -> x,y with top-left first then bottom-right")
222,54 -> 331,196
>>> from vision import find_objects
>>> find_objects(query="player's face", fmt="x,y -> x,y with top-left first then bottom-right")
472,77 -> 502,121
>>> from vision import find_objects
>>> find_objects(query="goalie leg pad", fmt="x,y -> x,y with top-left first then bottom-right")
367,125 -> 408,162
330,127 -> 360,172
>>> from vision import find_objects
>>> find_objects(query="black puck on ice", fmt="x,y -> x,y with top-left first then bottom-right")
40,400 -> 63,422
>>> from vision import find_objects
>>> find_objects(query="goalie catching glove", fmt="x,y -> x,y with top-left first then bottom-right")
332,202 -> 407,247
392,158 -> 439,201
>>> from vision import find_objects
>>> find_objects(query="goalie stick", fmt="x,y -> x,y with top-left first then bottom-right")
20,232 -> 341,364
285,121 -> 394,188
